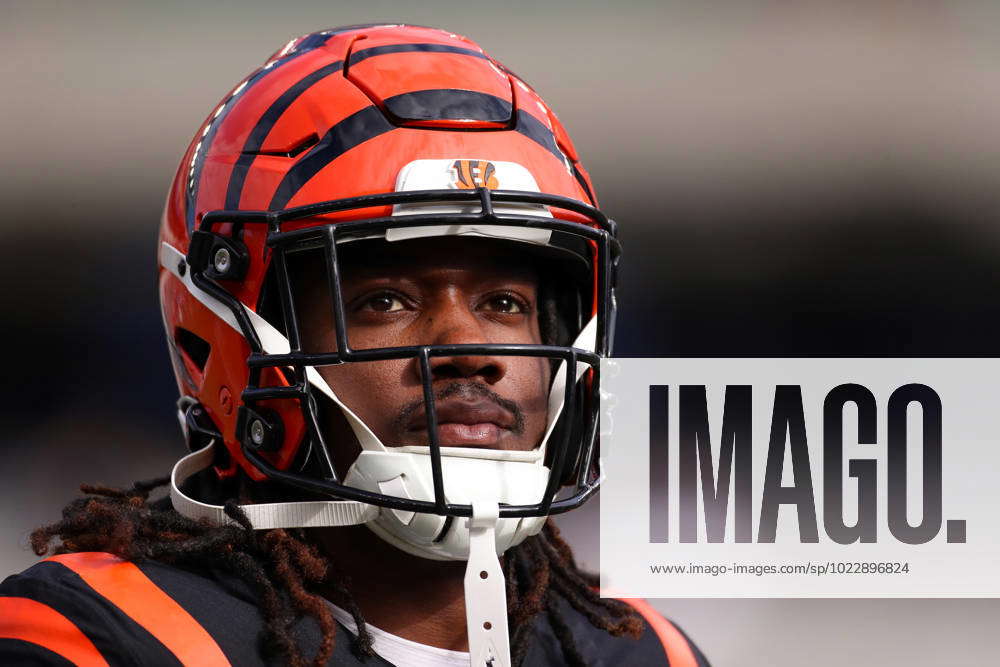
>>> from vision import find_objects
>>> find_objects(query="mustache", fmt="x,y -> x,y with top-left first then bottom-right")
391,382 -> 527,437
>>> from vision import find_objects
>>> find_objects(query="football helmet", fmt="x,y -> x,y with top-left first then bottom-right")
159,24 -> 618,564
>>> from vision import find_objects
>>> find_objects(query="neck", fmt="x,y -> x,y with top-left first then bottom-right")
311,525 -> 472,651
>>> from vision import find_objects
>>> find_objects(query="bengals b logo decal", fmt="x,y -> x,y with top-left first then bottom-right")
451,160 -> 500,190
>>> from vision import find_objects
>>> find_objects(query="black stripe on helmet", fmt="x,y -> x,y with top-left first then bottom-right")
515,111 -> 596,204
268,106 -> 395,210
348,42 -> 487,68
383,89 -> 513,123
514,109 -> 567,164
571,163 -> 596,206
266,105 -> 582,211
225,43 -> 490,210
185,31 -> 337,230
225,60 -> 345,209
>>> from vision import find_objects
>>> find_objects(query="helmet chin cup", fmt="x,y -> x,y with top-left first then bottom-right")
344,451 -> 549,561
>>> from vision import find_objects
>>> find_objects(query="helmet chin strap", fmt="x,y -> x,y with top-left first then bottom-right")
465,501 -> 511,667
170,440 -> 378,529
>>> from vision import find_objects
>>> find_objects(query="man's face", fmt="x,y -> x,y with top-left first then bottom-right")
295,237 -> 551,454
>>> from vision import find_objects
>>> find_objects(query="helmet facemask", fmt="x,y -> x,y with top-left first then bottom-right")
281,234 -> 580,560
165,187 -> 617,667
175,188 -> 616,553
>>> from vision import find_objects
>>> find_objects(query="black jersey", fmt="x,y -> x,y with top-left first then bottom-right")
0,553 -> 709,666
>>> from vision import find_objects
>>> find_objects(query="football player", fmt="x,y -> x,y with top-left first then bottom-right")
0,24 -> 709,667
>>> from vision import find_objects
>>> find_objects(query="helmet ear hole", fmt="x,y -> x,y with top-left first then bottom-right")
173,327 -> 212,389
176,327 -> 211,371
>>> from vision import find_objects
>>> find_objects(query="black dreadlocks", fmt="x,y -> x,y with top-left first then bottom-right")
31,478 -> 643,667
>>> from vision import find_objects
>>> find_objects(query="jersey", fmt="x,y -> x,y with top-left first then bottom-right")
0,552 -> 710,666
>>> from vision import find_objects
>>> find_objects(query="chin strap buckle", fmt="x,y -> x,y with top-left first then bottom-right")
464,501 -> 511,667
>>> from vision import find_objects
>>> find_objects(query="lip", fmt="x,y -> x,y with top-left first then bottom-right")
406,398 -> 516,446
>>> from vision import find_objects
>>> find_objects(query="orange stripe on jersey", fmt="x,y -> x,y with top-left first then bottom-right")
49,553 -> 230,667
0,596 -> 109,667
620,597 -> 699,667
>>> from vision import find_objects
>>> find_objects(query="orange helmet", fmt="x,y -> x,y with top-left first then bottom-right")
158,24 -> 619,559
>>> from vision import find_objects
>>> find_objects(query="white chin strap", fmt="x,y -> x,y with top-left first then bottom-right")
465,502 -> 511,667
170,441 -> 378,529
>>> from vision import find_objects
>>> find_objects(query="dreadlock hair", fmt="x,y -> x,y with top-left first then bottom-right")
30,478 -> 358,667
31,479 -> 643,667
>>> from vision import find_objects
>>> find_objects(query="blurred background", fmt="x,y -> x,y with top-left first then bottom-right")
4,1 -> 1000,665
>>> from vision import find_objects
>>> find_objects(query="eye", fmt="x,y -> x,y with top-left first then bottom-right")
482,293 -> 527,314
362,292 -> 406,313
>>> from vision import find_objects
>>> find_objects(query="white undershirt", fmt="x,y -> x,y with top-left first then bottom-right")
329,602 -> 471,667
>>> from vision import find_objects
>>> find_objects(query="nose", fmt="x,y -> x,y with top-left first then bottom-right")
423,300 -> 507,385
